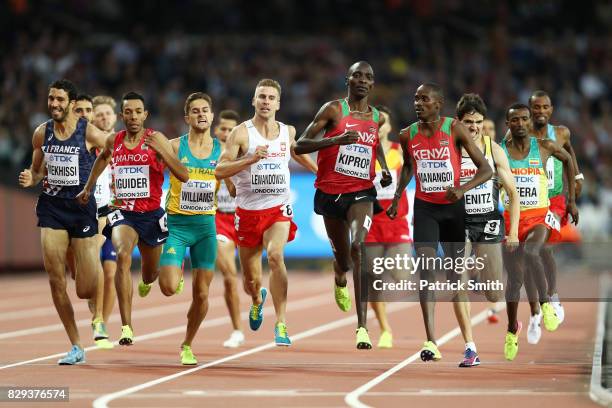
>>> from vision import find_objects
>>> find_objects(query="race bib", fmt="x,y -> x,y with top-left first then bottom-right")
114,165 -> 150,199
46,153 -> 79,186
280,204 -> 293,218
416,159 -> 454,193
94,166 -> 112,208
217,180 -> 236,212
158,212 -> 168,232
545,210 -> 561,231
511,173 -> 541,208
179,179 -> 216,212
334,144 -> 372,180
107,209 -> 124,226
250,160 -> 289,194
484,219 -> 501,236
464,180 -> 494,214
374,170 -> 397,200
546,157 -> 555,190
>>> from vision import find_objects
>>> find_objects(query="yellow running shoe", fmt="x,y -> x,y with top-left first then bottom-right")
180,344 -> 197,365
356,327 -> 372,349
504,321 -> 522,361
541,302 -> 560,332
334,284 -> 351,312
420,341 -> 442,361
119,325 -> 134,346
138,279 -> 152,297
378,331 -> 393,349
175,277 -> 184,295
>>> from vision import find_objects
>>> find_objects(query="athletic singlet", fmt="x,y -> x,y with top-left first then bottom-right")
110,129 -> 165,212
501,137 -> 549,211
460,136 -> 500,216
166,135 -> 220,215
374,143 -> 408,218
543,124 -> 563,197
216,180 -> 237,213
233,120 -> 291,210
94,165 -> 112,210
41,117 -> 95,198
315,99 -> 380,194
406,117 -> 461,204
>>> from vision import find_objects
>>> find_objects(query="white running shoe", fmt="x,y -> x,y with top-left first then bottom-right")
223,330 -> 245,348
551,293 -> 565,324
527,311 -> 542,344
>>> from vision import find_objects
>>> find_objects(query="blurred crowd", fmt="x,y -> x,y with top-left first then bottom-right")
0,0 -> 610,237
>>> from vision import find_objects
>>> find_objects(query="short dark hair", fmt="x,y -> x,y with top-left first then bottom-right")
529,90 -> 551,106
506,103 -> 531,120
219,110 -> 240,122
120,91 -> 145,111
183,92 -> 213,115
421,83 -> 444,101
76,94 -> 93,103
49,79 -> 78,101
456,93 -> 487,120
375,105 -> 391,117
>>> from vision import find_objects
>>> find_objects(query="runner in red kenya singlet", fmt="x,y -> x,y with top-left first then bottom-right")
294,61 -> 393,349
78,92 -> 189,346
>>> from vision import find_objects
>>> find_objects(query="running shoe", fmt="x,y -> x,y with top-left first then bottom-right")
377,331 -> 393,349
175,277 -> 184,295
551,293 -> 565,324
504,321 -> 522,361
274,322 -> 292,346
223,330 -> 245,348
334,283 -> 351,312
420,341 -> 442,362
249,287 -> 267,331
356,327 -> 372,350
58,345 -> 85,365
92,318 -> 114,349
541,302 -> 560,332
459,348 -> 480,367
138,279 -> 152,297
119,325 -> 134,346
527,311 -> 542,344
487,308 -> 499,324
180,344 -> 197,365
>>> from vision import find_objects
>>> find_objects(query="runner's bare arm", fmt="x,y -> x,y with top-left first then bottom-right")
216,124 -> 266,179
169,137 -> 180,155
288,125 -> 317,173
492,142 -> 519,244
85,122 -> 108,151
77,133 -> 115,205
386,129 -> 413,219
541,138 -> 578,224
559,126 -> 582,197
453,120 -> 493,196
19,124 -> 46,187
144,131 -> 189,182
224,177 -> 237,197
293,101 -> 358,154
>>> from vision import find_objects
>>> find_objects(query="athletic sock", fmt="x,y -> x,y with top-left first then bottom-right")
465,342 -> 477,352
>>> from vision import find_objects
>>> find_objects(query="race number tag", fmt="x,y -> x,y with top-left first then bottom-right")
114,165 -> 150,199
280,204 -> 293,218
545,210 -> 561,231
334,144 -> 372,180
374,170 -> 397,200
511,173 -> 541,208
94,166 -> 112,208
179,179 -> 215,212
158,212 -> 168,232
546,158 -> 555,190
107,209 -> 125,226
484,219 -> 501,236
46,153 -> 79,186
250,161 -> 289,194
464,180 -> 494,214
234,214 -> 240,231
416,159 -> 454,193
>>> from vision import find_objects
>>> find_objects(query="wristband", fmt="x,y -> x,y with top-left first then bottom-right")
575,173 -> 584,181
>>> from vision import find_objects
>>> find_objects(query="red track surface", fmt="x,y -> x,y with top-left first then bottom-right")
0,271 -> 600,408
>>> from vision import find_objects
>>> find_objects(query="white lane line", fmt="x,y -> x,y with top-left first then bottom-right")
589,274 -> 612,407
345,305 -> 503,408
0,291 -> 334,370
92,302 -> 415,408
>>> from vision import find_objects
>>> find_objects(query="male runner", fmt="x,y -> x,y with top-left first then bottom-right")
294,61 -> 393,349
158,92 -> 221,364
483,118 -> 496,139
364,106 -> 412,349
214,109 -> 245,348
77,92 -> 189,345
18,79 -> 108,364
501,103 -> 578,361
216,79 -> 317,346
387,83 -> 493,367
456,94 -> 520,327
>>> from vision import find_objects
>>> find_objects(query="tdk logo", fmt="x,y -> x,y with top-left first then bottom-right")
420,161 -> 448,169
257,163 -> 282,170
49,155 -> 75,163
345,145 -> 370,154
119,167 -> 144,175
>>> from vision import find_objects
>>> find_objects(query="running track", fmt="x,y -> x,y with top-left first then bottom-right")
0,271 -> 600,407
